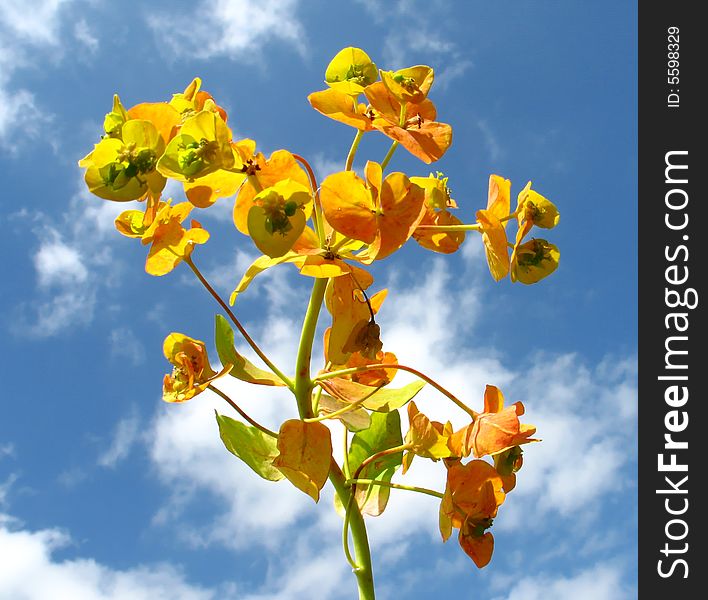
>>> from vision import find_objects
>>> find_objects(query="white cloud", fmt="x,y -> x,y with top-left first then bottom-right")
15,185 -> 135,337
141,252 -> 636,597
0,0 -> 73,46
15,223 -> 98,337
498,353 -> 637,530
21,284 -> 97,337
0,515 -> 220,600
146,0 -> 307,62
34,240 -> 89,288
310,153 -> 346,183
490,561 -> 633,600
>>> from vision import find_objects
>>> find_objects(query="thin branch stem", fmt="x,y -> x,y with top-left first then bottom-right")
380,141 -> 399,171
314,364 -> 478,420
184,256 -> 294,391
208,384 -> 277,438
341,443 -> 409,588
346,479 -> 444,500
352,444 -> 411,485
345,130 -> 364,171
292,153 -> 326,247
303,393 -> 369,424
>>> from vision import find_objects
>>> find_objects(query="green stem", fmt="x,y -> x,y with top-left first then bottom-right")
208,384 -> 277,438
345,130 -> 364,171
380,141 -> 399,171
343,427 -> 351,480
293,278 -> 375,598
330,460 -> 376,600
293,277 -> 328,419
346,479 -> 444,500
184,257 -> 294,391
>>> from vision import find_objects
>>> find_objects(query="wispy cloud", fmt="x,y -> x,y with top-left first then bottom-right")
477,119 -> 504,161
109,328 -> 146,367
73,18 -> 98,54
355,0 -> 473,90
0,0 -> 82,143
97,408 -> 142,468
11,186 -> 138,338
146,0 -> 307,62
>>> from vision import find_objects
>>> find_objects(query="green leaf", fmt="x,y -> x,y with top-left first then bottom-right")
214,314 -> 286,386
337,410 -> 403,516
362,380 -> 426,412
317,394 -> 372,432
215,412 -> 284,481
229,252 -> 299,305
320,378 -> 426,412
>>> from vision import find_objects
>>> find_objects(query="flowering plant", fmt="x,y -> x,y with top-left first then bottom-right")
79,47 -> 559,599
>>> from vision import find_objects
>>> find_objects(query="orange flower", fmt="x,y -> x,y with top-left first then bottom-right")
411,172 -> 465,254
162,333 -> 230,403
364,82 -> 452,164
324,271 -> 387,365
439,459 -> 505,568
320,162 -> 426,261
477,175 -> 512,281
402,400 -> 453,473
326,347 -> 398,388
449,385 -> 538,459
308,80 -> 452,164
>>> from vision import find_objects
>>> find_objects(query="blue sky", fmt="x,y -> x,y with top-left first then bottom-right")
0,1 -> 637,598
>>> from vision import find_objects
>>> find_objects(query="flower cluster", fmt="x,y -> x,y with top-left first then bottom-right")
78,47 -> 561,587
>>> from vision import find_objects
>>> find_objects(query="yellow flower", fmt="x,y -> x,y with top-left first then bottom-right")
157,110 -> 240,182
246,179 -> 313,258
79,119 -> 166,202
514,181 -> 560,244
162,333 -> 229,403
380,65 -> 435,105
510,238 -> 560,284
324,47 -> 379,96
140,201 -> 210,276
103,94 -> 129,138
169,77 -> 229,123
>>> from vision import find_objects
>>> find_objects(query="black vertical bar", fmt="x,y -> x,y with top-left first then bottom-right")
638,0 -> 704,595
